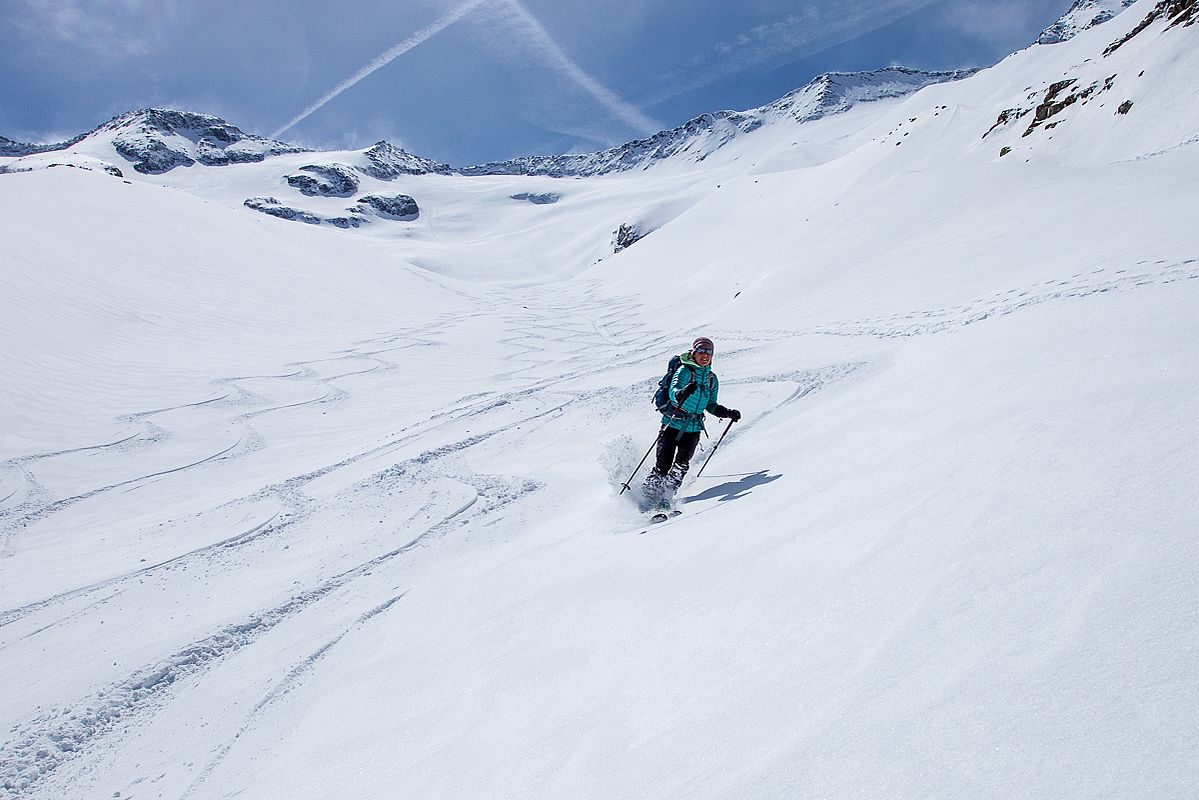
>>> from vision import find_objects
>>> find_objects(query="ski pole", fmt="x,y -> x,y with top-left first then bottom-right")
620,424 -> 665,495
694,418 -> 736,480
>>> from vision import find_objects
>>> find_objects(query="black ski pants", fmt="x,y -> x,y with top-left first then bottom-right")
655,426 -> 701,476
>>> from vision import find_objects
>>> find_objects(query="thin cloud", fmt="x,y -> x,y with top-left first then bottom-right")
645,0 -> 943,107
16,0 -> 166,58
498,0 -> 663,136
272,0 -> 489,140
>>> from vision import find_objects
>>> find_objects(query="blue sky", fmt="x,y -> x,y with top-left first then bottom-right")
1,0 -> 1072,166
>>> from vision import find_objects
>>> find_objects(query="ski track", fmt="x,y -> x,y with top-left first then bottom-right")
0,287 -> 639,797
725,259 -> 1199,341
0,432 -> 253,555
0,468 -> 537,798
4,262 -> 1164,797
178,593 -> 409,800
0,511 -> 282,632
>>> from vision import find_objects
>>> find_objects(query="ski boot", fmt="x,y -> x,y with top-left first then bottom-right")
642,468 -> 667,509
665,463 -> 688,494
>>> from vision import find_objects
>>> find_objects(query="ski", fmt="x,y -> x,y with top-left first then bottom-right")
650,509 -> 683,523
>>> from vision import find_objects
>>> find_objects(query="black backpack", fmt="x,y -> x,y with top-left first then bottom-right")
653,355 -> 683,414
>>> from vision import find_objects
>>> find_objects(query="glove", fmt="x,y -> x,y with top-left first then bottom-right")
728,408 -> 742,422
677,380 -> 698,404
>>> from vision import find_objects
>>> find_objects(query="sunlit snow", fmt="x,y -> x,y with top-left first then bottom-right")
1,2 -> 1197,798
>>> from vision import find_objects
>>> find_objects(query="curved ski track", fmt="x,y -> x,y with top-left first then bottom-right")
3,261 -> 1188,797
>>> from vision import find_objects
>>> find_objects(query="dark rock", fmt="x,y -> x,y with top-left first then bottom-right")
4,108 -> 303,173
196,137 -> 233,166
1105,0 -> 1197,56
358,141 -> 451,179
511,192 -> 560,204
355,194 -> 420,220
983,107 -> 1032,138
1117,100 -> 1135,114
613,223 -> 646,252
101,109 -> 307,174
286,164 -> 360,197
1023,78 -> 1100,136
114,138 -> 196,174
325,216 -> 370,229
1,135 -> 54,157
244,197 -> 322,225
1,160 -> 123,177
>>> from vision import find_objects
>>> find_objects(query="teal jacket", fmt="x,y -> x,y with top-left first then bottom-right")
661,352 -> 720,433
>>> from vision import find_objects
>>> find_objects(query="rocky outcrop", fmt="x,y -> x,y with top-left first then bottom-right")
357,141 -> 452,179
985,71 -> 1120,139
244,197 -> 323,225
0,135 -> 30,157
244,196 -> 373,228
115,137 -> 196,173
1025,79 -> 1086,135
353,194 -> 419,220
46,162 -> 125,177
2,136 -> 55,158
511,192 -> 560,204
285,164 -> 360,197
1105,0 -> 1198,55
613,223 -> 647,252
0,132 -> 89,158
100,109 -> 308,174
324,215 -> 369,229
984,106 -> 1033,138
1021,73 -> 1122,136
1036,0 -> 1136,44
0,158 -> 124,177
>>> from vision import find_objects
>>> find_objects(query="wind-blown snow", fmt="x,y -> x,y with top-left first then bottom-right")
1,2 -> 1197,797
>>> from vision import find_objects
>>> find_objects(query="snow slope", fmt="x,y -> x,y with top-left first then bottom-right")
1,2 -> 1197,798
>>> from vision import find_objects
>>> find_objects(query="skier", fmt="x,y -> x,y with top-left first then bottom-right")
644,336 -> 741,505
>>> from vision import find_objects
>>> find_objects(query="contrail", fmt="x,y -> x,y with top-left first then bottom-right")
500,0 -> 661,136
643,0 -> 941,108
272,0 -> 488,140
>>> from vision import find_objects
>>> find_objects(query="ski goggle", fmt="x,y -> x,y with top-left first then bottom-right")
693,345 -> 713,355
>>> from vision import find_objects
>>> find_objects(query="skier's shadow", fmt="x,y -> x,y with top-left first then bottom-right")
682,470 -> 780,504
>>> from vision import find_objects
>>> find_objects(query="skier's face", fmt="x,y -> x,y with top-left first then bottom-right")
693,350 -> 712,366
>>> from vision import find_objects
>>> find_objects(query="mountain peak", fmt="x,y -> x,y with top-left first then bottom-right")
359,140 -> 452,178
1036,0 -> 1138,44
89,108 -> 309,174
765,66 -> 977,121
460,66 -> 971,178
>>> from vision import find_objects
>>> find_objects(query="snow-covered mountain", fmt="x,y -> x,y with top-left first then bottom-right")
2,1 -> 1198,798
0,67 -> 971,182
461,67 -> 974,177
0,134 -> 84,158
1036,0 -> 1139,43
0,66 -> 980,237
0,109 -> 310,175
